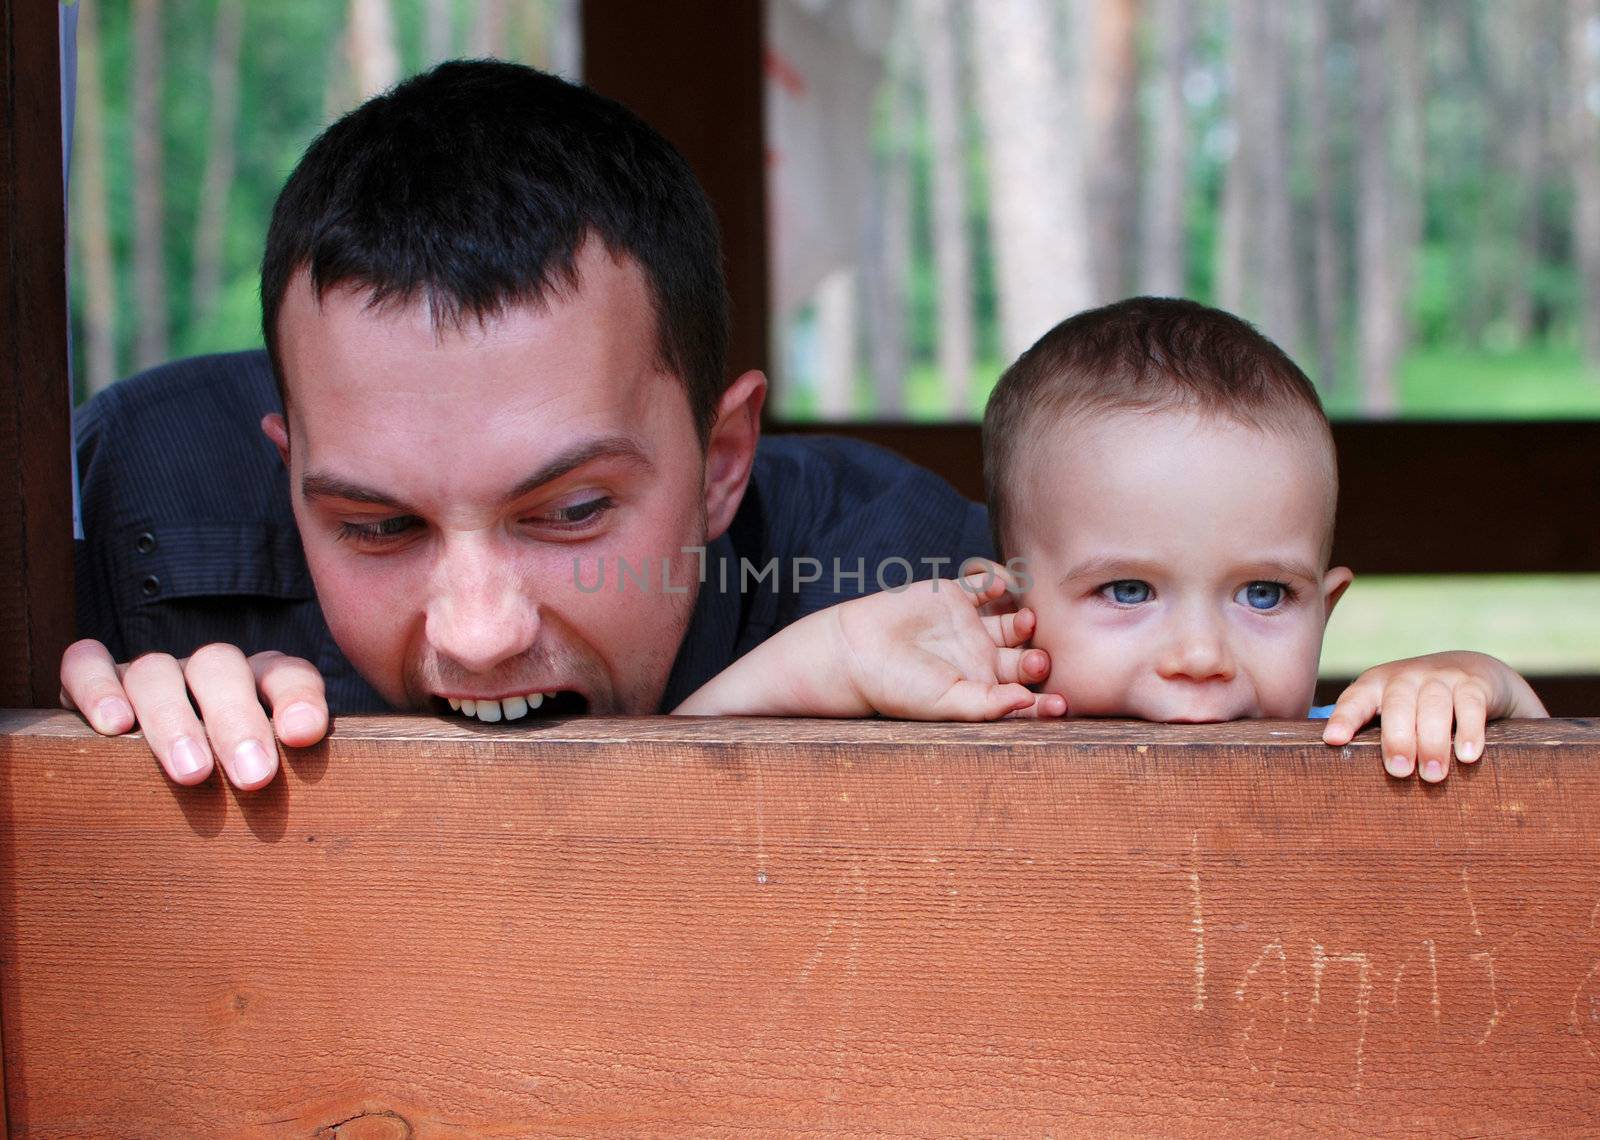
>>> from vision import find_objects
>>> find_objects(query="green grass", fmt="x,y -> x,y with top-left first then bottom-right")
775,342 -> 1600,422
1323,345 -> 1600,419
1319,575 -> 1600,677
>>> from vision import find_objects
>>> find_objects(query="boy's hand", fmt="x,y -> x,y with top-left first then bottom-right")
675,569 -> 1068,720
1321,651 -> 1548,783
59,638 -> 329,790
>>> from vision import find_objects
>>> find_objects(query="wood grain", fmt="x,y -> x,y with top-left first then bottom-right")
0,0 -> 75,710
2,711 -> 1599,1136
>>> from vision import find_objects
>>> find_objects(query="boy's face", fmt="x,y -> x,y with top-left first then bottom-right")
1014,407 -> 1352,722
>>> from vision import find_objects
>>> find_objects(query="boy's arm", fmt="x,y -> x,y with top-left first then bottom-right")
674,572 -> 1066,720
1321,651 -> 1547,783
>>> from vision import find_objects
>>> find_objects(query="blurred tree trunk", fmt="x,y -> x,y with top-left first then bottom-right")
1256,0 -> 1301,357
1390,0 -> 1426,351
913,0 -> 974,414
1307,0 -> 1342,392
1355,0 -> 1401,414
1571,0 -> 1600,366
974,0 -> 1092,358
72,0 -> 117,395
862,21 -> 912,416
425,0 -> 454,64
815,268 -> 858,418
1141,0 -> 1191,297
1492,2 -> 1549,343
191,0 -> 245,330
1216,0 -> 1260,316
470,0 -> 509,58
1082,0 -> 1140,303
549,0 -> 582,79
350,0 -> 401,100
131,0 -> 169,370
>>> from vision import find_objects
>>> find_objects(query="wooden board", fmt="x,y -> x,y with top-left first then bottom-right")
0,0 -> 75,710
2,711 -> 1599,1136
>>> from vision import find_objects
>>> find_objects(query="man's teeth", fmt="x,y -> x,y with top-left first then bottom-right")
447,692 -> 558,722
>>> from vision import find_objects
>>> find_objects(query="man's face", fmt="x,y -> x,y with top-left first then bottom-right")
1014,407 -> 1352,722
268,243 -> 755,718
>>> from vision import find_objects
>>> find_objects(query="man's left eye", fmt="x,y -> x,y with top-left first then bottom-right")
540,497 -> 614,528
1237,581 -> 1287,610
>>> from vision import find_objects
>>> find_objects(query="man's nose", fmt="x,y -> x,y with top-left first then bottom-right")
1156,609 -> 1236,682
425,535 -> 540,676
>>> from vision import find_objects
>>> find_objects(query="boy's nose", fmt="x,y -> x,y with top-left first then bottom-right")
425,538 -> 541,676
1157,616 -> 1236,683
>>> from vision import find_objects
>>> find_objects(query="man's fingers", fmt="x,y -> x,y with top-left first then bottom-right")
1378,678 -> 1420,780
185,644 -> 278,791
1453,681 -> 1490,766
251,651 -> 330,748
1413,678 -> 1455,783
1322,680 -> 1379,746
121,652 -> 216,785
59,638 -> 136,735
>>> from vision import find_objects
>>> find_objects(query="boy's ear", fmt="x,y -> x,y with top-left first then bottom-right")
703,369 -> 767,542
1321,566 -> 1354,622
261,413 -> 291,468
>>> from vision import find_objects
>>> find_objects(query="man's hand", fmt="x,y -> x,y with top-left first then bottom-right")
675,570 -> 1067,720
59,639 -> 329,789
1321,651 -> 1548,783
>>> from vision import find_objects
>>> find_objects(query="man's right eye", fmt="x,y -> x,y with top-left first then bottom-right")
1101,579 -> 1153,606
337,516 -> 420,544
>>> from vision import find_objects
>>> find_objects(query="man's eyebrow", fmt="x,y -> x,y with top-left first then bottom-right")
506,436 -> 654,501
299,436 -> 654,509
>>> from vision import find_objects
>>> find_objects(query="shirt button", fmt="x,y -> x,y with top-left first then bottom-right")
135,531 -> 156,554
140,575 -> 160,598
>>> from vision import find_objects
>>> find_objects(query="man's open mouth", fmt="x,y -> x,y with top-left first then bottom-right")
436,691 -> 589,722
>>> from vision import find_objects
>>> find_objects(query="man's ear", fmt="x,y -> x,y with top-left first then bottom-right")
703,370 -> 767,542
1321,566 -> 1354,623
261,413 -> 291,468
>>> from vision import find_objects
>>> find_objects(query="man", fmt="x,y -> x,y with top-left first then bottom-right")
60,60 -> 989,790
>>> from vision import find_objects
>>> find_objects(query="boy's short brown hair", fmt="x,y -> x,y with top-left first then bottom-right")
982,296 -> 1336,558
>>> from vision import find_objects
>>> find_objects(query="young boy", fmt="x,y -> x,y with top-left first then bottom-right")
677,298 -> 1548,782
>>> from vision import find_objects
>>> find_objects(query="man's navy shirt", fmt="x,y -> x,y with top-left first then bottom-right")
75,351 -> 995,713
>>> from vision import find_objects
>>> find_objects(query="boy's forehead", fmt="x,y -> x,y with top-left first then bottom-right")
1017,404 -> 1338,564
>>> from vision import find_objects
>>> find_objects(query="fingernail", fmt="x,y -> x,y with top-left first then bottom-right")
1385,754 -> 1414,778
169,735 -> 210,779
1422,759 -> 1445,783
95,696 -> 132,732
1457,741 -> 1480,763
279,701 -> 322,739
232,739 -> 277,787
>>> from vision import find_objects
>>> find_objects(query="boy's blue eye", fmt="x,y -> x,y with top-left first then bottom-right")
1238,581 -> 1286,610
1105,580 -> 1152,605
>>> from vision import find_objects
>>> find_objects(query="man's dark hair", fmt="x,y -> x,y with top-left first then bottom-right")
261,59 -> 730,442
983,296 -> 1335,558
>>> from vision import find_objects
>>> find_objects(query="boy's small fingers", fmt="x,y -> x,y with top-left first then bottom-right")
1453,683 -> 1489,764
1321,686 -> 1377,745
1379,680 -> 1420,779
1414,679 -> 1454,783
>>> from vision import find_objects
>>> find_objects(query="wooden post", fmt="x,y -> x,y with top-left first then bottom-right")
581,0 -> 768,380
0,0 -> 75,709
2,712 -> 1598,1133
